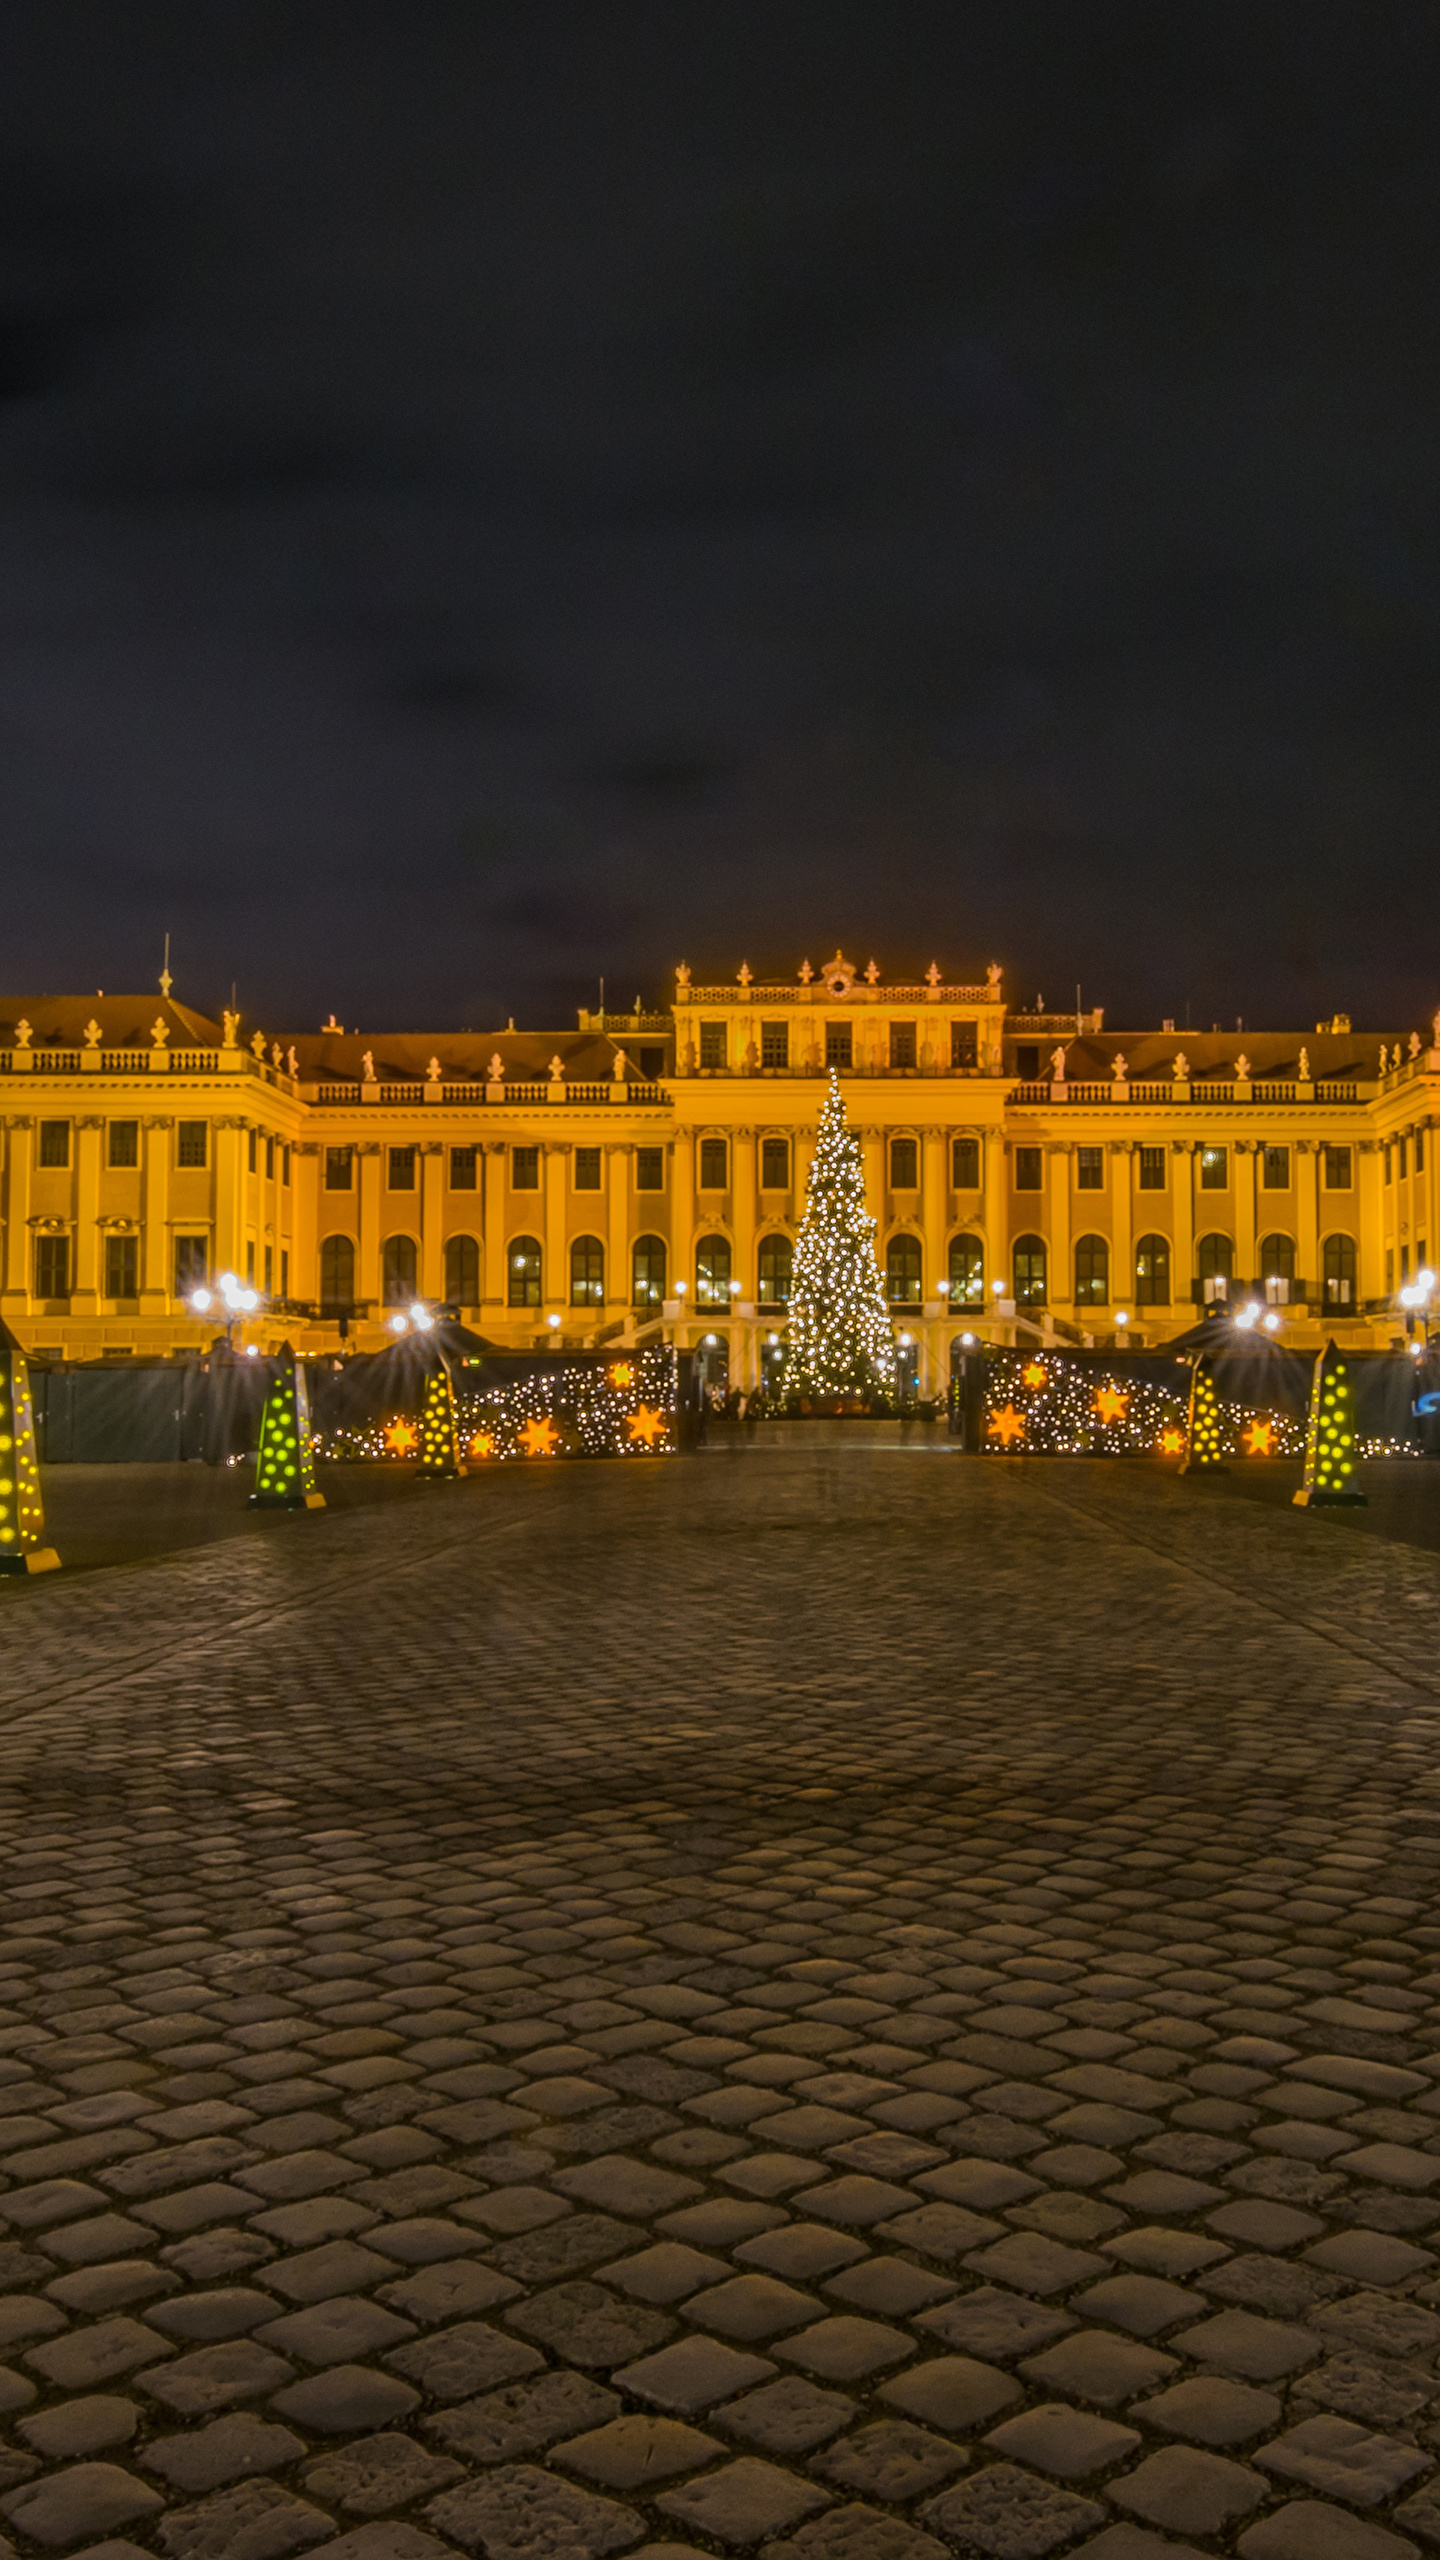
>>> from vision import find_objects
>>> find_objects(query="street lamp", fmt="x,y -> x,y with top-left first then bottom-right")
1400,1268 -> 1436,1346
190,1269 -> 260,1349
387,1301 -> 435,1336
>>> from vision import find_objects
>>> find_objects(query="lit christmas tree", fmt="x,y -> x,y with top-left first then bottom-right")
784,1073 -> 895,1402
1294,1339 -> 1366,1507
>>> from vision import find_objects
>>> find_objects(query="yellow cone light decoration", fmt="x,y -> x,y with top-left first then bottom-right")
0,1322 -> 60,1574
1179,1353 -> 1228,1473
419,1363 -> 466,1479
1294,1339 -> 1366,1508
251,1346 -> 325,1510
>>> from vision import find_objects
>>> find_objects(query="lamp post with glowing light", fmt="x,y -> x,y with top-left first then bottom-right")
190,1270 -> 261,1352
1400,1267 -> 1436,1353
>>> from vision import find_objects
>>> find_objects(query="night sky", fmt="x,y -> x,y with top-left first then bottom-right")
2,5 -> 1436,1034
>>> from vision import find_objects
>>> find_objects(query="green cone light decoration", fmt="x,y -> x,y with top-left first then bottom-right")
0,1322 -> 59,1574
784,1072 -> 896,1401
1294,1338 -> 1366,1507
251,1345 -> 325,1509
419,1361 -> 467,1479
1179,1352 -> 1228,1473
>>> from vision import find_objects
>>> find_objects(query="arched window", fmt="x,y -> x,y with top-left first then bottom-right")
1323,1231 -> 1357,1308
507,1235 -> 542,1307
319,1234 -> 355,1311
632,1235 -> 666,1307
1134,1234 -> 1170,1306
696,1235 -> 732,1306
949,1234 -> 984,1304
1197,1232 -> 1233,1303
570,1235 -> 604,1307
383,1234 -> 417,1305
1074,1234 -> 1109,1305
444,1235 -> 479,1305
1259,1233 -> 1295,1305
886,1233 -> 922,1303
1013,1234 -> 1047,1305
757,1233 -> 793,1306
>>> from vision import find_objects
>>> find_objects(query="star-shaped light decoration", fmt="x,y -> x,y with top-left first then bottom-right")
383,1418 -> 418,1455
1093,1386 -> 1130,1427
519,1416 -> 560,1458
467,1430 -> 496,1460
608,1361 -> 635,1389
1244,1416 -> 1276,1457
986,1403 -> 1027,1448
626,1405 -> 666,1447
1158,1427 -> 1186,1456
1021,1361 -> 1048,1391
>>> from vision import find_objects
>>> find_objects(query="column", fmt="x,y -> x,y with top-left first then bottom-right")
481,1144 -> 507,1306
671,1132 -> 695,1301
1047,1145 -> 1070,1314
140,1117 -> 172,1309
213,1122 -> 246,1282
1171,1143 -> 1194,1314
291,1144 -> 318,1304
357,1142 -> 383,1308
983,1128 -> 1006,1307
1296,1140 -> 1320,1306
1234,1140 -> 1257,1288
606,1144 -> 630,1310
72,1117 -> 103,1310
2,1120 -> 32,1310
1357,1141 -> 1384,1307
420,1143 -> 445,1300
1110,1141 -> 1133,1313
732,1129 -> 757,1305
544,1144 -> 568,1313
920,1128 -> 947,1298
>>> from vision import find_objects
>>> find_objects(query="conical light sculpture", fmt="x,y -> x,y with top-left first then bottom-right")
251,1346 -> 325,1509
0,1321 -> 60,1573
1179,1353 -> 1228,1474
1294,1339 -> 1366,1507
419,1361 -> 467,1479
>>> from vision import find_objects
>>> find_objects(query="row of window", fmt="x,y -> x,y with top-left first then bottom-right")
698,1022 -> 983,1073
31,1235 -> 291,1304
1386,1132 -> 1427,1180
29,1120 -> 290,1178
1013,1142 -> 1355,1193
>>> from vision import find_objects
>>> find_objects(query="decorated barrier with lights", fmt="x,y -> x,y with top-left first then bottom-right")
250,1347 -> 325,1510
314,1341 -> 677,1463
969,1341 -> 1408,1465
0,1321 -> 60,1574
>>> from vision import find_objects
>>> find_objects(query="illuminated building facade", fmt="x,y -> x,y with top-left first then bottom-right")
1,955 -> 1435,1392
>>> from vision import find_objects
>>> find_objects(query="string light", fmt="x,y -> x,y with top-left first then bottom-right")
1294,1339 -> 1367,1507
784,1071 -> 895,1400
0,1328 -> 60,1574
251,1349 -> 326,1510
978,1347 -> 1306,1461
316,1345 -> 676,1462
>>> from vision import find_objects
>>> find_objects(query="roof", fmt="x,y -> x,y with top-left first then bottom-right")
0,994 -> 222,1048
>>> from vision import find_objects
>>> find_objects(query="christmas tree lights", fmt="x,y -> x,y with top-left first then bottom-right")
0,1323 -> 59,1574
784,1072 -> 895,1401
1180,1354 -> 1229,1472
419,1363 -> 466,1479
1294,1339 -> 1367,1507
251,1347 -> 326,1510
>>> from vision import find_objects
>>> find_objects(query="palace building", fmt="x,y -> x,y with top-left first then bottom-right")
1,953 -> 1435,1394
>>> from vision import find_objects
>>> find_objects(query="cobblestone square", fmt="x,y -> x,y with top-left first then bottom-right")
2,1440 -> 1440,2557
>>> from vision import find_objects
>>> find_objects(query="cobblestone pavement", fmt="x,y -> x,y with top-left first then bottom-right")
4,1445 -> 1440,2559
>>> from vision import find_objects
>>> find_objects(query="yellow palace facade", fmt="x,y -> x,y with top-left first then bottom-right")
1,952 -> 1436,1392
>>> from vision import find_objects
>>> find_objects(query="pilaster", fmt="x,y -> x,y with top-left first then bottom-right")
606,1145 -> 631,1308
357,1141 -> 383,1306
420,1143 -> 445,1300
920,1128 -> 947,1300
140,1118 -> 172,1310
2,1120 -> 33,1310
544,1143 -> 568,1310
72,1117 -> 104,1310
1110,1142 -> 1133,1312
731,1129 -> 757,1303
482,1144 -> 507,1305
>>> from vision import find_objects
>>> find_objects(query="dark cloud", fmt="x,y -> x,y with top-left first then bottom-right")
0,1 -> 1435,1031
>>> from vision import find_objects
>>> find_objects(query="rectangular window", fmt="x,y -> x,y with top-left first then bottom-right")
760,1021 -> 789,1070
1386,1246 -> 1394,1290
1385,1144 -> 1393,1184
1014,1146 -> 1043,1192
34,1233 -> 70,1298
282,1145 -> 290,1186
38,1121 -> 70,1168
699,1136 -> 728,1189
825,1023 -> 853,1071
324,1145 -> 353,1191
1199,1144 -> 1228,1189
574,1147 -> 602,1190
889,1021 -> 917,1071
177,1121 -> 208,1168
511,1145 -> 540,1190
1015,1044 -> 1041,1080
1137,1146 -> 1166,1191
281,1249 -> 289,1297
247,1128 -> 258,1174
639,1045 -> 665,1079
174,1235 -> 208,1299
1400,1135 -> 1409,1179
1323,1144 -> 1352,1190
1417,1129 -> 1426,1173
951,1136 -> 980,1189
264,1244 -> 273,1293
108,1120 -> 139,1169
1076,1147 -> 1103,1191
635,1147 -> 664,1191
951,1020 -> 978,1070
890,1135 -> 918,1188
265,1136 -> 275,1180
388,1145 -> 416,1190
244,1241 -> 255,1284
104,1233 -> 137,1299
1263,1144 -> 1290,1189
449,1145 -> 477,1190
760,1136 -> 790,1189
699,1022 -> 727,1070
